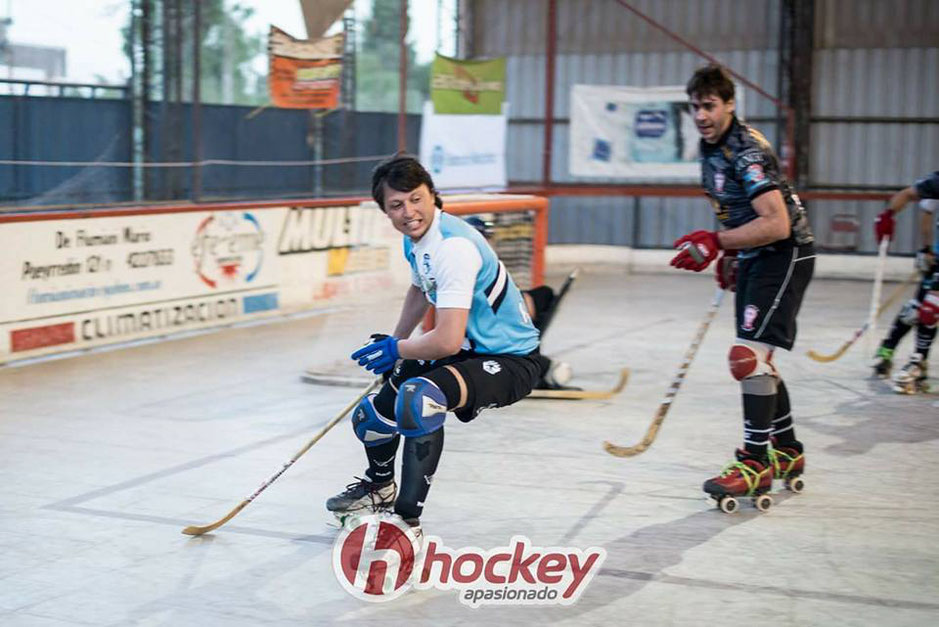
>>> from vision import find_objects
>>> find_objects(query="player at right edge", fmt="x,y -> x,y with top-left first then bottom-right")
669,65 -> 815,512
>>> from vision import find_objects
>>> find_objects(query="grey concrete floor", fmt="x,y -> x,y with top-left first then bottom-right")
1,269 -> 938,626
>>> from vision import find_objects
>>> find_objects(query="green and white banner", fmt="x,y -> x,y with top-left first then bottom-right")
430,54 -> 506,115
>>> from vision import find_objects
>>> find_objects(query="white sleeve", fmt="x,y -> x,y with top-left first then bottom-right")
920,199 -> 938,213
434,237 -> 482,309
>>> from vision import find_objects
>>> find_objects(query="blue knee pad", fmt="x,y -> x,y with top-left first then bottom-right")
352,394 -> 398,447
395,377 -> 448,437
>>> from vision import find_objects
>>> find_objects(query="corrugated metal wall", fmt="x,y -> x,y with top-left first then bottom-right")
471,0 -> 938,253
812,48 -> 939,188
473,0 -> 781,55
809,0 -> 939,255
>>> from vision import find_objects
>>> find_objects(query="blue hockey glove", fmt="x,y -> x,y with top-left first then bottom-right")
351,333 -> 400,375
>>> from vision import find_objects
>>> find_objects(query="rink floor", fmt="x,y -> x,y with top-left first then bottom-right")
2,269 -> 938,626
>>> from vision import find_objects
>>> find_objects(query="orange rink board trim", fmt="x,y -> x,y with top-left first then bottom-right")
0,194 -> 548,362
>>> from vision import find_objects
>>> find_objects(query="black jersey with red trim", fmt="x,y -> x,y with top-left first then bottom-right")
700,116 -> 814,256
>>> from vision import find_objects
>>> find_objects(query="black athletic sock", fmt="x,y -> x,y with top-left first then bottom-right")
741,376 -> 777,460
883,317 -> 913,351
771,379 -> 799,447
364,436 -> 399,484
394,428 -> 444,521
915,325 -> 936,360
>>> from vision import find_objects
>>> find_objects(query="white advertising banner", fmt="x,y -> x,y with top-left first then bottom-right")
569,84 -> 735,181
419,100 -> 508,190
0,202 -> 406,362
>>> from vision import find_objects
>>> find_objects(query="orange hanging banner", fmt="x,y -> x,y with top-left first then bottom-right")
268,26 -> 344,110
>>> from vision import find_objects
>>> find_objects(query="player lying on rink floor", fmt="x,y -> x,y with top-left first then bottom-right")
871,172 -> 939,393
670,64 -> 815,511
326,154 -> 543,535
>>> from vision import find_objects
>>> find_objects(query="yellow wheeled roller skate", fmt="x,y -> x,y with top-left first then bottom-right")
703,449 -> 774,514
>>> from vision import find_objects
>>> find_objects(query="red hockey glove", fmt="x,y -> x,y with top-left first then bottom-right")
715,250 -> 739,291
671,230 -> 721,272
874,209 -> 895,242
919,292 -> 939,327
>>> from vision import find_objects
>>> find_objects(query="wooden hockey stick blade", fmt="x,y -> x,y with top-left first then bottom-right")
181,502 -> 251,537
181,379 -> 381,536
603,288 -> 725,458
527,368 -> 629,400
603,407 -> 666,457
301,370 -> 369,388
804,271 -> 918,363
806,343 -> 851,363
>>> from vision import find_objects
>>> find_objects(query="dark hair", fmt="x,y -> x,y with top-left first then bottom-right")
686,64 -> 735,102
370,153 -> 442,212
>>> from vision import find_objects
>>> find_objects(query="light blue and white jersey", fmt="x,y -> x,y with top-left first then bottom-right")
404,208 -> 539,355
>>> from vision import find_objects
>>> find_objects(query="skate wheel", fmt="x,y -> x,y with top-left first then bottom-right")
718,497 -> 738,514
787,477 -> 805,493
754,494 -> 773,512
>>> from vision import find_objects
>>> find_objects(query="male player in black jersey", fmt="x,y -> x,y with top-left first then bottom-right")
669,65 -> 815,503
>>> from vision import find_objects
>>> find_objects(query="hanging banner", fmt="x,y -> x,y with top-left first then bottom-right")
419,100 -> 508,190
430,54 -> 506,115
268,26 -> 344,109
569,84 -> 719,181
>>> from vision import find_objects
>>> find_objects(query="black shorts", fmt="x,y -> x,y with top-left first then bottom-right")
374,350 -> 542,423
735,243 -> 815,350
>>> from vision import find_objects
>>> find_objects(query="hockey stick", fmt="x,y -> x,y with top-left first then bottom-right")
536,267 -> 580,342
806,270 -> 919,363
864,236 -> 890,356
302,368 -> 629,400
604,287 -> 725,457
301,370 -> 373,387
525,368 -> 629,400
181,378 -> 381,536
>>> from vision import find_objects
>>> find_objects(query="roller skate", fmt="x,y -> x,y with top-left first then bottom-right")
326,476 -> 396,528
769,442 -> 805,493
892,353 -> 929,394
703,449 -> 774,514
871,346 -> 894,379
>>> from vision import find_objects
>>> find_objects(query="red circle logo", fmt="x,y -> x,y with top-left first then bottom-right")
331,515 -> 420,602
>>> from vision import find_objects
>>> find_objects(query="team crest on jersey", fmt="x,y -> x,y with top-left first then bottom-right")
422,253 -> 432,274
714,172 -> 725,194
482,360 -> 502,375
742,304 -> 760,331
744,163 -> 766,185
